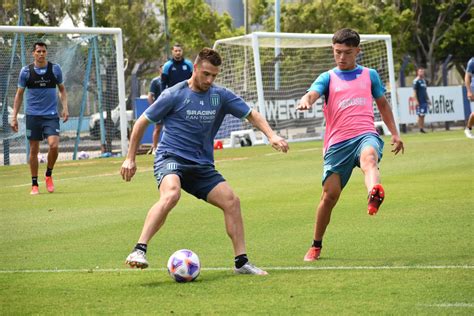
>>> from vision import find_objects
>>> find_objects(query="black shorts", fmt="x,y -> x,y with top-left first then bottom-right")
26,115 -> 60,141
154,153 -> 225,201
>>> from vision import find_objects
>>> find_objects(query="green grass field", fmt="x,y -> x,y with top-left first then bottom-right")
1,130 -> 473,314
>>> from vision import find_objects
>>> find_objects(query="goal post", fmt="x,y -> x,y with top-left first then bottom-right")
213,31 -> 399,145
0,25 -> 127,165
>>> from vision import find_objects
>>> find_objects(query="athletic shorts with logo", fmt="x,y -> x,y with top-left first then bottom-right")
154,153 -> 225,200
416,103 -> 428,116
26,115 -> 60,140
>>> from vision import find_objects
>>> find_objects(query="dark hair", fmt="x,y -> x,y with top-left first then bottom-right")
172,43 -> 182,49
195,48 -> 222,67
332,29 -> 360,47
32,42 -> 47,51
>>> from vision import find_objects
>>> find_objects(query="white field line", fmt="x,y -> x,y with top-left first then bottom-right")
6,168 -> 154,188
0,265 -> 472,274
3,147 -> 319,189
418,303 -> 474,308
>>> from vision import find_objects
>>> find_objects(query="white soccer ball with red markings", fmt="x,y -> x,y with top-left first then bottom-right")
78,151 -> 90,160
167,249 -> 200,283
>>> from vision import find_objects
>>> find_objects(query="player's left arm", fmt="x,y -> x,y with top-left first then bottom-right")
57,83 -> 69,123
465,66 -> 473,101
375,96 -> 404,155
246,109 -> 289,153
371,69 -> 403,154
425,80 -> 431,105
54,65 -> 68,122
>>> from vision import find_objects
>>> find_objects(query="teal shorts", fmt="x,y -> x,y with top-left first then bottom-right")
322,132 -> 384,189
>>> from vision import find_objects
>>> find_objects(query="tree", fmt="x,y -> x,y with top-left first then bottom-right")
258,0 -> 473,85
409,0 -> 474,83
83,0 -> 164,79
0,0 -> 84,27
248,0 -> 272,26
165,0 -> 244,58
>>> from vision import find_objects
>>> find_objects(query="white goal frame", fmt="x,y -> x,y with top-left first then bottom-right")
213,31 -> 400,142
0,25 -> 128,156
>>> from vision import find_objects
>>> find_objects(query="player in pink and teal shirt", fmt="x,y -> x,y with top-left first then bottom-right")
298,29 -> 404,262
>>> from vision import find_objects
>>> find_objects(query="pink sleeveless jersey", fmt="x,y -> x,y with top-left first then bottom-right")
323,67 -> 376,153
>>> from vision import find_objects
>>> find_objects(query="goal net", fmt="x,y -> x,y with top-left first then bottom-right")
213,32 -> 398,145
0,26 -> 127,166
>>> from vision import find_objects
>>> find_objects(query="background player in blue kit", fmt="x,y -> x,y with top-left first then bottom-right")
147,64 -> 163,153
10,42 -> 69,195
412,67 -> 431,133
121,48 -> 289,275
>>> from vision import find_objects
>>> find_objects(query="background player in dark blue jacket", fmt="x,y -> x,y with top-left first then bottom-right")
161,43 -> 193,92
121,48 -> 289,275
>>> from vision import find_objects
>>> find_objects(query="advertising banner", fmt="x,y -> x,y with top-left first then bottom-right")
398,86 -> 465,124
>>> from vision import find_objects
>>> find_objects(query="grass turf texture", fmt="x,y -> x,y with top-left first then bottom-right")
1,130 -> 473,314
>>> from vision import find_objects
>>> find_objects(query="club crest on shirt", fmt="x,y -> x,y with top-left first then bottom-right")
210,94 -> 220,107
182,65 -> 187,70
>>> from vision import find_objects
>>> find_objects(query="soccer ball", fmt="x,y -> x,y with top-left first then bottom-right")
37,153 -> 46,163
78,151 -> 90,160
167,249 -> 201,283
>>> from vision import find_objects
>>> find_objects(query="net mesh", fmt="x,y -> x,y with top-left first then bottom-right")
214,34 -> 393,143
0,29 -> 124,165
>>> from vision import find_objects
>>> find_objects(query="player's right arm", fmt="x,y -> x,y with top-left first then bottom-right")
120,115 -> 150,182
298,71 -> 328,110
412,80 -> 420,105
121,89 -> 173,181
10,87 -> 25,133
298,90 -> 321,110
11,67 -> 28,133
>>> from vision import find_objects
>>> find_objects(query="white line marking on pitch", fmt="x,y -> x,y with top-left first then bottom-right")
6,168 -> 154,188
418,303 -> 474,308
4,148 -> 318,188
0,265 -> 472,274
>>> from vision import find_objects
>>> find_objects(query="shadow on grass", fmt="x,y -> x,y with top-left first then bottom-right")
141,270 -> 236,287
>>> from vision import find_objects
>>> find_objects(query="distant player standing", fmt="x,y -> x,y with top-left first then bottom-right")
161,43 -> 193,91
121,48 -> 289,275
297,29 -> 404,261
464,57 -> 474,139
10,42 -> 69,195
412,67 -> 431,133
147,64 -> 163,153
